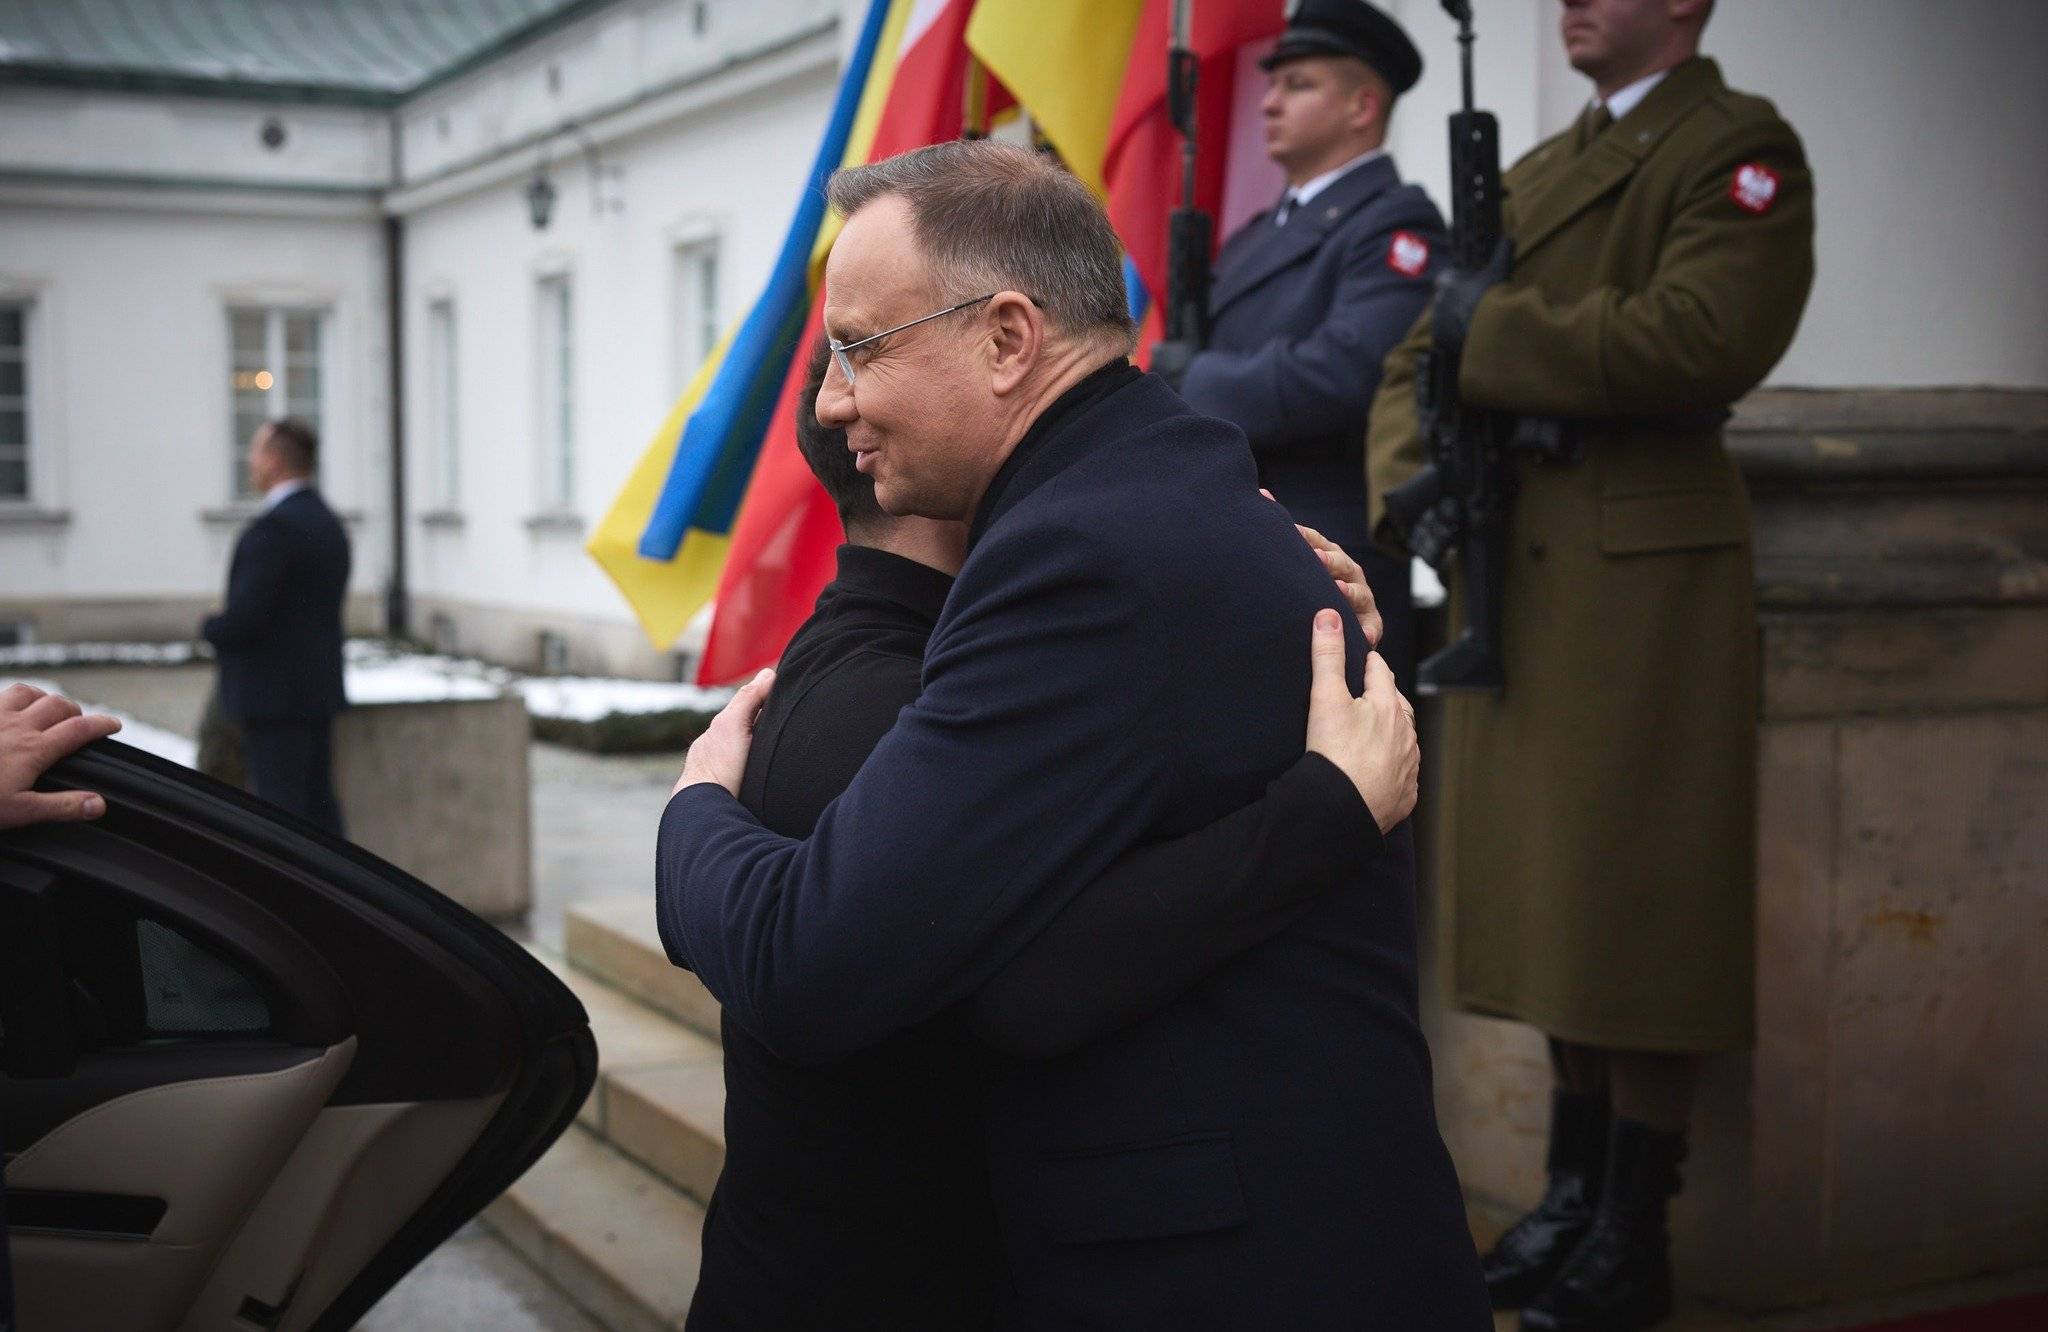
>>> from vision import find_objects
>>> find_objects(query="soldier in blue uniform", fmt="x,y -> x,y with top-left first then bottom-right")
1154,0 -> 1446,687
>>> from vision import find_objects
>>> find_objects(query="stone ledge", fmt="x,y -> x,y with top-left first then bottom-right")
523,510 -> 586,536
0,505 -> 71,528
1733,387 -> 2048,434
200,503 -> 366,526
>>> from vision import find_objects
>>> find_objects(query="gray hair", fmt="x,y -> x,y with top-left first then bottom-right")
827,140 -> 1138,354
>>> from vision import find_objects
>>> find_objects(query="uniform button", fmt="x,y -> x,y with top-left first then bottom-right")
1529,541 -> 1547,561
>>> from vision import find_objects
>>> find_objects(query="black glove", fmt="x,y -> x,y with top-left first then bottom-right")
1431,236 -> 1513,352
1149,339 -> 1197,393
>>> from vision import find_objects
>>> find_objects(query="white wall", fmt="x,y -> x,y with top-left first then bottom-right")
0,86 -> 389,189
0,198 -> 388,609
395,36 -> 838,637
396,0 -> 837,188
1383,0 -> 2048,389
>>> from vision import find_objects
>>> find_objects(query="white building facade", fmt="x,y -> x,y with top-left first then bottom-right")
3,0 -> 2043,676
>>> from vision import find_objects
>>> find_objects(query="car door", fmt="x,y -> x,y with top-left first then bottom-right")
1,739 -> 596,1332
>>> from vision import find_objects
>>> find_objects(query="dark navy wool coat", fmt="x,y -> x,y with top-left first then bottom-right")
201,487 -> 350,722
660,367 -> 1487,1330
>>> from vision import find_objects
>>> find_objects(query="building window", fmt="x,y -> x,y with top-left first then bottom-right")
0,302 -> 29,501
536,275 -> 574,509
537,628 -> 571,676
426,300 -> 459,508
229,307 -> 325,499
673,238 -> 720,393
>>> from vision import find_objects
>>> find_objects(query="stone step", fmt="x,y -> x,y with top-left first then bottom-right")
566,896 -> 722,1043
483,1122 -> 705,1332
528,946 -> 727,1204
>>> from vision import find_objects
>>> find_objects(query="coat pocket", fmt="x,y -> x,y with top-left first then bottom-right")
1598,488 -> 1749,556
1026,1132 -> 1248,1245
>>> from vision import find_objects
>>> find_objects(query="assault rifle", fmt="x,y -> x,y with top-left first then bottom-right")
1380,0 -> 1571,695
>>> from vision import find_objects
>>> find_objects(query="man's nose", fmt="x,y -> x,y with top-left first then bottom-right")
815,363 -> 856,427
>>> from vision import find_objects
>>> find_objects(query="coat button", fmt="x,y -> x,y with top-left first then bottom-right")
1529,541 -> 1547,561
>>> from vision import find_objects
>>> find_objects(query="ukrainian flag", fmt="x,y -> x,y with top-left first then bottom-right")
586,0 -> 905,650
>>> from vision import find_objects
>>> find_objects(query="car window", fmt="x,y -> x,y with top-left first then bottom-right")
136,917 -> 271,1036
0,864 -> 276,1061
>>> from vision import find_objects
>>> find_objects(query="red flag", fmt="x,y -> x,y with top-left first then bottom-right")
1104,0 -> 1285,354
697,0 -> 980,684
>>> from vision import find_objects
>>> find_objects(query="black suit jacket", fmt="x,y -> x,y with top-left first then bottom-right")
202,488 -> 350,723
660,365 -> 1487,1328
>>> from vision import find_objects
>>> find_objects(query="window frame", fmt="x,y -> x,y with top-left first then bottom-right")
0,298 -> 34,504
534,274 -> 575,512
672,235 -> 722,395
228,304 -> 330,501
425,298 -> 460,510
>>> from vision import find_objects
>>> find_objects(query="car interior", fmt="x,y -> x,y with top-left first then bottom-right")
2,741 -> 594,1332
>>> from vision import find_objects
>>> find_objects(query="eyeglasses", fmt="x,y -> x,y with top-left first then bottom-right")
826,293 -> 997,387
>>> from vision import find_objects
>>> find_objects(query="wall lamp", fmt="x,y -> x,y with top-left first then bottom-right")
527,121 -> 622,230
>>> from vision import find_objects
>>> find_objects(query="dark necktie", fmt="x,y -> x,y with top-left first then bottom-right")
1577,102 -> 1614,151
1274,188 -> 1302,228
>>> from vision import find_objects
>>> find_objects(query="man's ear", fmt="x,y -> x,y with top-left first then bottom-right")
1350,80 -> 1385,135
986,291 -> 1042,397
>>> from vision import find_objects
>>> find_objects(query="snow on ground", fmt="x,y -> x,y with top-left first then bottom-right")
343,641 -> 732,717
0,641 -> 203,668
513,675 -> 731,721
343,661 -> 501,705
6,640 -> 734,723
1,677 -> 199,768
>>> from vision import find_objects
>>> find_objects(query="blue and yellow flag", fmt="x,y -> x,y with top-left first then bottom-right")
587,0 -> 900,649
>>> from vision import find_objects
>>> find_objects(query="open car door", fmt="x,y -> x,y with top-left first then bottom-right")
2,740 -> 596,1331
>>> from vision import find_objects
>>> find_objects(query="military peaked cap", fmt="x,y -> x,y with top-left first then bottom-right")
1261,0 -> 1423,96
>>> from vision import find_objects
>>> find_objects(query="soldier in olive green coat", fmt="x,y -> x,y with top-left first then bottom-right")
1367,3 -> 1814,1329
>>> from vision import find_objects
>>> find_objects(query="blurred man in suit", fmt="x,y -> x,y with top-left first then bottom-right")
202,418 -> 350,835
1152,0 -> 1446,687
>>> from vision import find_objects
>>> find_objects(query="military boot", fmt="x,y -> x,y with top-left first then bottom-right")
1520,1115 -> 1687,1332
1481,1090 -> 1609,1308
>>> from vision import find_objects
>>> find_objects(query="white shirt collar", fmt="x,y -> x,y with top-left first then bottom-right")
1286,148 -> 1386,211
262,477 -> 310,511
1596,67 -> 1671,123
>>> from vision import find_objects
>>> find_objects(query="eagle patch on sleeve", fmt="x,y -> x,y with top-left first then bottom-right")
1387,230 -> 1431,276
1729,162 -> 1781,215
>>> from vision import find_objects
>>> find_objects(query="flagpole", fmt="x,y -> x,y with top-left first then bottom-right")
963,54 -> 989,139
1163,0 -> 1211,346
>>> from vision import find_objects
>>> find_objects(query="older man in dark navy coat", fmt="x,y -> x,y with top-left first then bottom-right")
658,141 -> 1487,1329
201,418 -> 350,835
1158,0 -> 1446,687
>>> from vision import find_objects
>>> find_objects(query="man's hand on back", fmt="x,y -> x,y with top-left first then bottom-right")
1262,489 -> 1384,648
675,668 -> 776,798
1304,611 -> 1417,833
1296,521 -> 1382,649
0,683 -> 122,830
